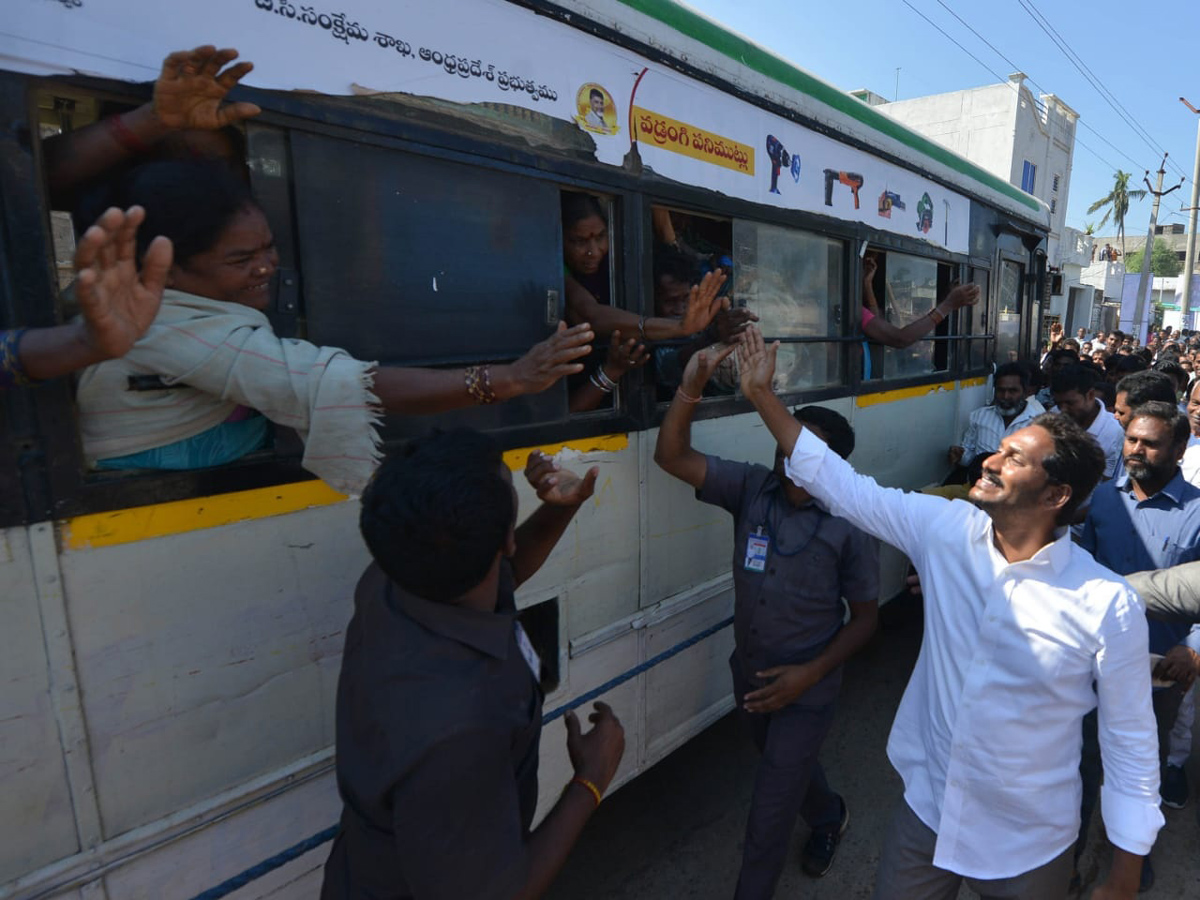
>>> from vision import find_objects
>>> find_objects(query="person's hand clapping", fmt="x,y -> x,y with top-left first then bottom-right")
75,206 -> 173,360
152,46 -> 262,131
524,450 -> 599,507
736,325 -> 778,400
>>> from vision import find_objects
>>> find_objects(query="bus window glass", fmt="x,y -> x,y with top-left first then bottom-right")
879,253 -> 940,378
732,220 -> 843,391
967,267 -> 991,370
650,206 -> 734,400
996,260 -> 1023,364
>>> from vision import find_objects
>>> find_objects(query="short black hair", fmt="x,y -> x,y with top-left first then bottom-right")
994,361 -> 1030,389
1153,359 -> 1187,391
1093,381 -> 1116,409
589,88 -> 604,101
1108,353 -> 1147,376
1031,413 -> 1105,526
561,191 -> 607,229
1116,370 -> 1176,406
360,430 -> 514,603
1050,364 -> 1097,397
1129,400 -> 1190,447
793,406 -> 855,460
653,245 -> 700,287
109,161 -> 255,265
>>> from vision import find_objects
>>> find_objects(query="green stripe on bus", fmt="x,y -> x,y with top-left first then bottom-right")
615,0 -> 1042,215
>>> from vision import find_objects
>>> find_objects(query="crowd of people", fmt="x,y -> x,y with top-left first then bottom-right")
7,39 -> 1200,900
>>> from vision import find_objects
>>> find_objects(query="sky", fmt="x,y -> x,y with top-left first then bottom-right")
681,0 -> 1198,239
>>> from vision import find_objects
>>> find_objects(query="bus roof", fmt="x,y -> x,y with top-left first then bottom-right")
565,0 -> 1049,229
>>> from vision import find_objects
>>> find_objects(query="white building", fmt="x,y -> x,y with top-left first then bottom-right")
852,74 -> 1092,330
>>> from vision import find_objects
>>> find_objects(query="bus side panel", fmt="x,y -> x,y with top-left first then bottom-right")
55,502 -> 365,838
0,527 -> 81,882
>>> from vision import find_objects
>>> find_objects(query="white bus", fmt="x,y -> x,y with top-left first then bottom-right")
0,1 -> 1049,897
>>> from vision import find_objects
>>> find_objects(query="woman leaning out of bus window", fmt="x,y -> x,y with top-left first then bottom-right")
860,253 -> 979,349
74,161 -> 595,495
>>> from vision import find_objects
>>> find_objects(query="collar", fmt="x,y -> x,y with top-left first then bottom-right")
984,521 -> 1073,575
990,400 -> 1028,420
1116,468 -> 1188,506
767,472 -> 828,513
391,581 -> 514,661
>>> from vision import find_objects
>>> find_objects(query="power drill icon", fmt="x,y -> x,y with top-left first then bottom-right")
823,169 -> 864,209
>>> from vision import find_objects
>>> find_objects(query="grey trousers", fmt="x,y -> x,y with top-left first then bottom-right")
731,657 -> 840,900
872,801 -> 1073,900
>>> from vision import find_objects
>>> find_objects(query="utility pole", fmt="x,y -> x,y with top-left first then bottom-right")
1131,154 -> 1185,342
1180,98 -> 1200,328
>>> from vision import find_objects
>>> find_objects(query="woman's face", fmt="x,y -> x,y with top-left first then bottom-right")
563,214 -> 609,277
170,205 -> 280,309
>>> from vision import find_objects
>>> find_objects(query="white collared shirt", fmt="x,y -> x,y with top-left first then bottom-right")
1085,399 -> 1125,478
959,400 -> 1040,463
786,429 -> 1163,879
1182,436 -> 1200,486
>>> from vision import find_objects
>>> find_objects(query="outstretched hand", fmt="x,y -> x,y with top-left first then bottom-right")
507,321 -> 594,396
944,282 -> 981,310
525,450 -> 599,507
75,206 -> 173,359
678,269 -> 730,337
681,342 -> 737,397
736,325 -> 779,399
153,46 -> 262,131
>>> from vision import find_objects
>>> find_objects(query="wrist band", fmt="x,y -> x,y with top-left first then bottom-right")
569,776 -> 603,808
464,364 -> 497,404
0,328 -> 34,388
928,307 -> 946,326
106,113 -> 152,155
595,367 -> 618,391
589,372 -> 614,394
675,387 -> 702,404
637,316 -> 648,343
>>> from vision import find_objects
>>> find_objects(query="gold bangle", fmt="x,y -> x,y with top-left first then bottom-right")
569,776 -> 603,808
928,307 -> 946,326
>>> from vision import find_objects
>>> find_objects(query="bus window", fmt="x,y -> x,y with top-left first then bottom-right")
562,191 -> 623,414
873,252 -> 953,379
996,260 -> 1023,364
966,267 -> 992,371
732,220 -> 844,393
650,206 -> 734,401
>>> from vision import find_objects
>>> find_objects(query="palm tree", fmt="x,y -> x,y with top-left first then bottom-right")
1087,170 -> 1148,259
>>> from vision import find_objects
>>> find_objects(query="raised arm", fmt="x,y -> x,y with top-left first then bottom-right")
861,257 -> 980,350
510,451 -> 599,587
43,46 -> 261,205
736,326 -> 947,559
564,270 -> 727,341
15,206 -> 171,382
653,343 -> 737,489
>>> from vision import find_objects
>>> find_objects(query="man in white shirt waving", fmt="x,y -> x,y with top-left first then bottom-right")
735,327 -> 1162,899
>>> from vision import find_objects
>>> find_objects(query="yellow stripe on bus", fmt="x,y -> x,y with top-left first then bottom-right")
855,376 -> 987,408
61,434 -> 630,550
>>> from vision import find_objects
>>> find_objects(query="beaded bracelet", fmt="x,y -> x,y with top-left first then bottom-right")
464,364 -> 497,404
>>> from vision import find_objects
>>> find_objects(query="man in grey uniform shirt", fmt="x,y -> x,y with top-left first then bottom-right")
655,345 -> 879,899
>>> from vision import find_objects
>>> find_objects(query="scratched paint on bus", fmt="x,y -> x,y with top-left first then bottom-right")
855,376 -> 986,408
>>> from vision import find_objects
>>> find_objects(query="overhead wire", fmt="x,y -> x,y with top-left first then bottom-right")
1014,0 -> 1191,186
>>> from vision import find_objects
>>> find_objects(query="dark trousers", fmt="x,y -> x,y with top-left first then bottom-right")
731,660 -> 840,900
872,801 -> 1073,899
1075,684 -> 1184,865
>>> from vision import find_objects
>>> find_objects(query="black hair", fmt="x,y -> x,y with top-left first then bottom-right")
1030,413 -> 1105,526
1050,364 -> 1097,397
1129,400 -> 1190,447
994,361 -> 1030,389
1108,353 -> 1147,376
561,191 -> 607,229
589,88 -> 604,101
653,245 -> 701,287
107,161 -> 255,265
793,406 -> 855,460
1136,347 -> 1154,363
1093,381 -> 1116,409
1153,358 -> 1187,391
359,430 -> 514,603
1116,370 -> 1176,406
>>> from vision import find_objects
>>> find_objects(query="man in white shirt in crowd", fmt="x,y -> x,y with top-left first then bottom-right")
735,325 -> 1162,899
1184,379 -> 1200,484
947,362 -> 1042,472
1051,364 -> 1124,479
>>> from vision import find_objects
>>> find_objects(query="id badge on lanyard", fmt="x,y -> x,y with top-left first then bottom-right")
744,527 -> 769,572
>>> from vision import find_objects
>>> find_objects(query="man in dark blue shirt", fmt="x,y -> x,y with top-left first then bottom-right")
321,430 -> 624,900
655,345 -> 879,899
